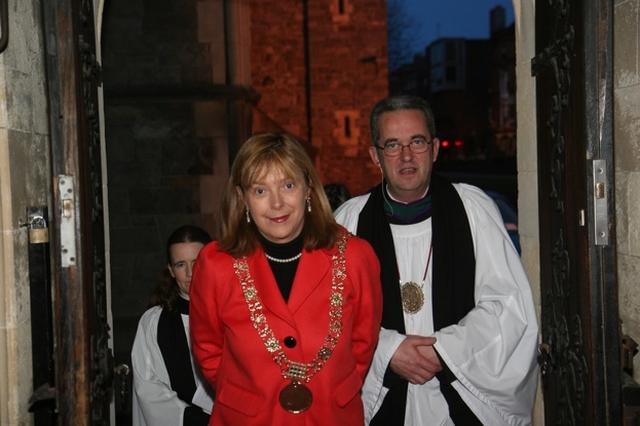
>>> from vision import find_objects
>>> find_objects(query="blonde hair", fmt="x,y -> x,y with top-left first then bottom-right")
218,133 -> 341,256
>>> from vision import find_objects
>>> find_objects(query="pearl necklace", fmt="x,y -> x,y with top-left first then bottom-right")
265,252 -> 302,263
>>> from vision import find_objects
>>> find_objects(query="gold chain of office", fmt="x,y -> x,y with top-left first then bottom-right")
233,233 -> 348,384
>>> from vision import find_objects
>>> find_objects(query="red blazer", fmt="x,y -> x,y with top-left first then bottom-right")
190,232 -> 382,425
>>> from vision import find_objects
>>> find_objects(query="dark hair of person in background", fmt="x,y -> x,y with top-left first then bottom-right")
324,183 -> 351,212
148,224 -> 212,311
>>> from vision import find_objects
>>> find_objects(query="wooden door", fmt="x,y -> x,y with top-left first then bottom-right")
532,0 -> 620,424
42,0 -> 113,424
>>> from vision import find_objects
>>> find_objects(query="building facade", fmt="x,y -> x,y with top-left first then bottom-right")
389,6 -> 516,161
2,0 -> 640,424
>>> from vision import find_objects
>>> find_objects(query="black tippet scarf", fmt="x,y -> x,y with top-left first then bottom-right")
357,174 -> 481,425
157,297 -> 197,404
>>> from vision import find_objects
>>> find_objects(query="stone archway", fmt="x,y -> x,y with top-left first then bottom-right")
511,0 -> 543,419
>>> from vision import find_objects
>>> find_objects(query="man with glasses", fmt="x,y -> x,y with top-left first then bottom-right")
335,95 -> 538,425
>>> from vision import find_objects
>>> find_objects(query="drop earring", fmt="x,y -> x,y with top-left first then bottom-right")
246,208 -> 251,223
306,197 -> 312,212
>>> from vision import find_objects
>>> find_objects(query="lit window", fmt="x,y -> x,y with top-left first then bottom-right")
332,0 -> 352,23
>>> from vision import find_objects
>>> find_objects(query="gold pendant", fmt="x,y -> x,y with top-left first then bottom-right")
401,281 -> 424,314
279,381 -> 313,413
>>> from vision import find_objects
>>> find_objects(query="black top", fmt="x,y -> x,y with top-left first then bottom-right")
258,233 -> 304,302
157,297 -> 210,424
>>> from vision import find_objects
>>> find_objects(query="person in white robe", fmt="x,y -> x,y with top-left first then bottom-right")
131,225 -> 214,426
334,95 -> 538,426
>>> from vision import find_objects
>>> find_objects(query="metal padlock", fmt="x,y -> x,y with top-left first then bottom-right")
29,227 -> 49,244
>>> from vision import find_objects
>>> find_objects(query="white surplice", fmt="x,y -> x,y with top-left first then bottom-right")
131,305 -> 214,426
335,183 -> 538,426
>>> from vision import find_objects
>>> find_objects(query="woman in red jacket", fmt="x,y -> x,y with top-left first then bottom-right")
189,132 -> 383,425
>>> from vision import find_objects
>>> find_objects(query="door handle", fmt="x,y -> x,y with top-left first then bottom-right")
538,342 -> 554,379
114,364 -> 131,413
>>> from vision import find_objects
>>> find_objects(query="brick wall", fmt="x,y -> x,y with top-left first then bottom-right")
249,0 -> 389,197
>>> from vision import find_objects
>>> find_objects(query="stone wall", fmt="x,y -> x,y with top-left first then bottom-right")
0,0 -> 51,424
101,0 -> 227,379
614,0 -> 640,383
102,0 -> 212,88
514,1 -> 542,423
249,0 -> 308,138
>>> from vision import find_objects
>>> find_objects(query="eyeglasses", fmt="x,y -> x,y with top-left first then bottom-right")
374,138 -> 433,157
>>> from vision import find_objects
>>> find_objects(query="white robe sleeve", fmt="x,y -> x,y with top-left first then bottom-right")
334,193 -> 370,234
335,194 -> 405,425
360,328 -> 405,424
433,184 -> 538,426
131,306 -> 189,426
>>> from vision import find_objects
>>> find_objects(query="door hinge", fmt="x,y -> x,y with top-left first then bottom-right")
592,159 -> 609,246
58,175 -> 77,267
